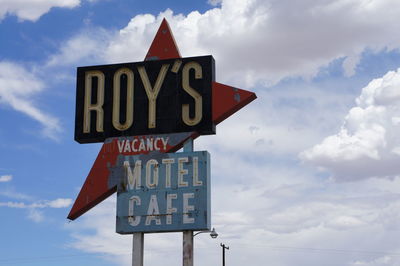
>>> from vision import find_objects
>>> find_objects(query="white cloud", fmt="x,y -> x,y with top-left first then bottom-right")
46,28 -> 112,67
67,197 -> 218,265
0,61 -> 61,140
28,208 -> 44,222
0,198 -> 72,209
0,197 -> 72,222
46,198 -> 73,208
66,197 -> 132,265
65,171 -> 400,265
194,83 -> 353,160
207,0 -> 222,6
0,175 -> 12,182
49,0 -> 400,88
351,256 -> 398,266
0,188 -> 33,200
0,201 -> 26,208
343,54 -> 361,77
302,68 -> 400,181
31,199 -> 73,209
0,0 -> 80,22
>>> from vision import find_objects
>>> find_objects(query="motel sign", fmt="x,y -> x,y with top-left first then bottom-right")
116,151 -> 210,233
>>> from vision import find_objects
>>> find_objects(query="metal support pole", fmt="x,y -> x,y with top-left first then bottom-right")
183,230 -> 194,266
183,138 -> 194,266
220,243 -> 229,266
132,233 -> 144,266
183,138 -> 193,152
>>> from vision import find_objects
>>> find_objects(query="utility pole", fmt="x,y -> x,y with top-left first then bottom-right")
220,243 -> 229,266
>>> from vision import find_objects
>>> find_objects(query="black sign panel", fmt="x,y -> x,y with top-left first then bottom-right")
75,56 -> 215,143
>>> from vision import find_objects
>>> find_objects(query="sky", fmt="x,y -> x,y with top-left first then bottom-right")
2,0 -> 400,265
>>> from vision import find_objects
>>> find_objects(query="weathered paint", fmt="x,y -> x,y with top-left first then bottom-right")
67,132 -> 194,220
68,19 -> 257,221
183,231 -> 193,266
115,151 -> 211,234
145,19 -> 181,61
75,56 -> 216,143
212,82 -> 256,124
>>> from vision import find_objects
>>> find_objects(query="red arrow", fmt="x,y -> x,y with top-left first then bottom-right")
68,19 -> 256,220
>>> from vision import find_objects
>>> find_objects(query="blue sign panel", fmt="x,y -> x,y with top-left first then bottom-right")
115,151 -> 210,234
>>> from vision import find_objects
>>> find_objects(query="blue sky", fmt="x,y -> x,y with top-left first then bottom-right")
2,0 -> 400,265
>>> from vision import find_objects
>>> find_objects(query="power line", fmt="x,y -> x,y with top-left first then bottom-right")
232,244 -> 400,256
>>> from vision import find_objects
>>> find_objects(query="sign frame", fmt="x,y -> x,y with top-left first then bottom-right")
75,56 -> 216,143
115,151 -> 211,234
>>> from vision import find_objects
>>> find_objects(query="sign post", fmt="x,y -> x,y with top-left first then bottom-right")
182,138 -> 194,266
183,230 -> 193,266
132,233 -> 144,266
69,18 -> 256,266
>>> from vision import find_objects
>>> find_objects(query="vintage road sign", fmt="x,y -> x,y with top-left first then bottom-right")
75,56 -> 215,143
68,19 -> 256,221
116,151 -> 210,233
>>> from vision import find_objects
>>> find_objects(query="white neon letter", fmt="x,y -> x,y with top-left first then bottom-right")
146,159 -> 159,189
145,195 -> 161,225
166,193 -> 178,225
83,70 -> 104,133
112,68 -> 134,131
162,158 -> 175,188
182,62 -> 203,126
193,157 -> 202,186
124,160 -> 142,190
183,193 -> 195,224
137,64 -> 170,128
178,157 -> 189,187
128,195 -> 141,226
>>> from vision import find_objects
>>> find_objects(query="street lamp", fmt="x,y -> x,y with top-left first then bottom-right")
220,243 -> 229,266
193,227 -> 218,239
